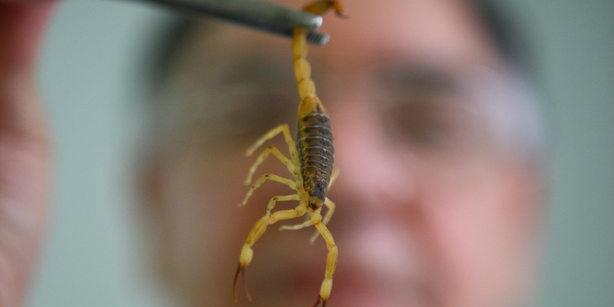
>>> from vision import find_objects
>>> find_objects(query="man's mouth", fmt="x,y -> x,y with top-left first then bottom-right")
281,261 -> 436,307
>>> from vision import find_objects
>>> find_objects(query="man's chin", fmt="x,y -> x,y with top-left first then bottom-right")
254,275 -> 435,307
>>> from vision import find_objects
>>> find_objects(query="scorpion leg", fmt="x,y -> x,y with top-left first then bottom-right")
281,171 -> 337,238
327,168 -> 339,190
310,198 -> 336,243
240,173 -> 296,207
265,194 -> 300,215
283,198 -> 336,243
321,199 -> 336,227
245,124 -> 300,164
279,215 -> 314,231
310,210 -> 338,307
244,145 -> 298,186
234,204 -> 307,302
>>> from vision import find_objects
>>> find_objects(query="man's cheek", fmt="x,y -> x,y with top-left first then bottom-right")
419,177 -> 524,307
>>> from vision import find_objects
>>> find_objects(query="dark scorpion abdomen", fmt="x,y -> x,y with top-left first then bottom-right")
297,112 -> 334,206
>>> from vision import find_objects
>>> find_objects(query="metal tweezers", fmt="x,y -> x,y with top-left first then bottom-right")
133,0 -> 330,45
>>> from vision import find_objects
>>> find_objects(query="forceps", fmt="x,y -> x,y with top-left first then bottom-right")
131,0 -> 330,45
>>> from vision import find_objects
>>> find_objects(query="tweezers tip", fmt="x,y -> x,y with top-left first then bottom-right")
306,31 -> 330,45
311,15 -> 323,29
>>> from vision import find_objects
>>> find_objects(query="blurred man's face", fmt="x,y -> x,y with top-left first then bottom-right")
148,1 -> 542,307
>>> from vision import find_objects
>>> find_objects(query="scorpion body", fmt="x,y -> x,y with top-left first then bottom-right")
233,1 -> 344,306
297,110 -> 334,208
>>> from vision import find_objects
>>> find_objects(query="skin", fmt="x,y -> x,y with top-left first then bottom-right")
147,1 -> 543,307
0,2 -> 56,306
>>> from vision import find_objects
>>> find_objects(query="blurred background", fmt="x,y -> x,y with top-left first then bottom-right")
28,0 -> 613,306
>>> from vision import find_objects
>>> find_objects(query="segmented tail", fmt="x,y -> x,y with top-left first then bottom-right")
292,0 -> 346,109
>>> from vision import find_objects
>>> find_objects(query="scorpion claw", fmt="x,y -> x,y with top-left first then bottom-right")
312,295 -> 328,307
312,295 -> 321,307
232,264 -> 252,303
232,264 -> 241,303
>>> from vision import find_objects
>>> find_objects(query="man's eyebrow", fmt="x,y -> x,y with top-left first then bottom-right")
219,54 -> 293,86
376,64 -> 459,94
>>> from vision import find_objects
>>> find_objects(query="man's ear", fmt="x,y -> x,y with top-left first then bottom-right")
136,153 -> 178,283
138,153 -> 164,217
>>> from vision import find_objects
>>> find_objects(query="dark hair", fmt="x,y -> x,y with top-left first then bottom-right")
470,0 -> 534,76
142,18 -> 195,95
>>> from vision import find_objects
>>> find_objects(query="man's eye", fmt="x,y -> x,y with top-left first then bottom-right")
381,99 -> 460,150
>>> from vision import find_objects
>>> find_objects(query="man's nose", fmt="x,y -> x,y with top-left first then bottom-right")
328,98 -> 418,212
325,98 -> 428,285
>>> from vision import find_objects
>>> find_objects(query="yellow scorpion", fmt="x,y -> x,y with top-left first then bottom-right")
232,1 -> 345,306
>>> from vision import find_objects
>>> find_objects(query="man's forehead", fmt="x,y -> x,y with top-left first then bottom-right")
320,0 -> 497,68
199,0 -> 498,70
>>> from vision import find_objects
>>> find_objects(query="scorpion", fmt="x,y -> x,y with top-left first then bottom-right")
232,1 -> 345,306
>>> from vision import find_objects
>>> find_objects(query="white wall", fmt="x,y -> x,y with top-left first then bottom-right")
506,1 -> 614,306
30,1 -> 178,306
